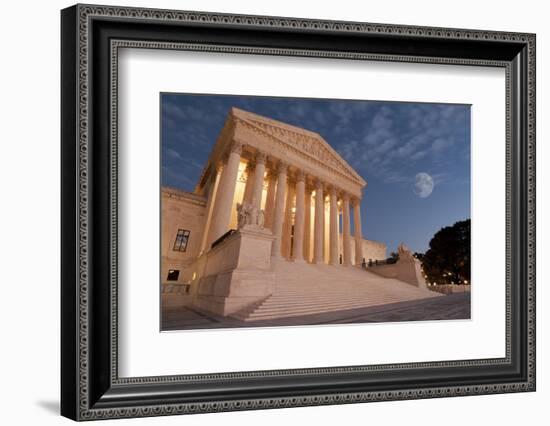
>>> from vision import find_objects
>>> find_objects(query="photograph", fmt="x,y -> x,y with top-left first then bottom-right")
160,94 -> 472,331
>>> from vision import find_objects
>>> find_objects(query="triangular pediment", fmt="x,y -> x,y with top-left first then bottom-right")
231,108 -> 366,186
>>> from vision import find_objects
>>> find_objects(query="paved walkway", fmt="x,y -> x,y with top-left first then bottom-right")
161,293 -> 470,331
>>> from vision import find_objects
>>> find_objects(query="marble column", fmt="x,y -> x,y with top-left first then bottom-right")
342,193 -> 352,266
329,186 -> 339,265
251,151 -> 266,211
264,170 -> 277,229
353,198 -> 364,266
292,170 -> 306,262
199,169 -> 221,254
282,182 -> 295,259
271,161 -> 288,257
207,142 -> 243,246
303,188 -> 312,262
313,179 -> 325,264
242,161 -> 255,204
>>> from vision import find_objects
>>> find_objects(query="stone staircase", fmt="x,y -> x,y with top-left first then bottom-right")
231,261 -> 442,321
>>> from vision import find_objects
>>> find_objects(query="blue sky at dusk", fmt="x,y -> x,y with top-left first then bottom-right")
161,94 -> 470,254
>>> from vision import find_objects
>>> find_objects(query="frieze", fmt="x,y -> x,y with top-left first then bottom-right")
233,115 -> 365,187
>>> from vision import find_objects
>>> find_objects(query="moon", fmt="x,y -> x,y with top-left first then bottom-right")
414,172 -> 434,198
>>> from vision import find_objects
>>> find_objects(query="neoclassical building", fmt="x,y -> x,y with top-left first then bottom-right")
161,108 -> 436,321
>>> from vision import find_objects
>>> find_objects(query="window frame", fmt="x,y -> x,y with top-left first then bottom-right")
172,229 -> 190,252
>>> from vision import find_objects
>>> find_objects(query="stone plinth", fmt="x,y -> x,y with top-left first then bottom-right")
194,225 -> 276,316
368,257 -> 427,289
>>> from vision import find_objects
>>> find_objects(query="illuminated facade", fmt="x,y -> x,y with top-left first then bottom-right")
161,108 -> 395,317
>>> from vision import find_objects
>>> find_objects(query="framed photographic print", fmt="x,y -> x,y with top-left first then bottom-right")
61,4 -> 536,421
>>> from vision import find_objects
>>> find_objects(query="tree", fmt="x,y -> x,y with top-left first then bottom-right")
413,252 -> 424,261
422,219 -> 471,285
387,251 -> 399,264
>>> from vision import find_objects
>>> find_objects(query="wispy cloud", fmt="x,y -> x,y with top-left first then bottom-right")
161,166 -> 195,187
333,103 -> 469,185
160,94 -> 471,253
165,148 -> 183,161
161,94 -> 469,192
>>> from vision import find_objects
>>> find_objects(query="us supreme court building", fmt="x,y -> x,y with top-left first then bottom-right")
160,107 -> 432,321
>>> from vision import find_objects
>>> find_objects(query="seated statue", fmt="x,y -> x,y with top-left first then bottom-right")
236,198 -> 265,230
236,202 -> 248,229
257,209 -> 265,228
397,242 -> 415,262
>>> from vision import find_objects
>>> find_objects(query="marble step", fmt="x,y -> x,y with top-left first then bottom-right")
272,285 -> 436,294
267,295 -> 432,304
243,295 -> 440,318
273,279 -> 424,289
231,260 -> 440,321
263,292 -> 422,303
267,291 -> 431,300
247,301 -> 401,317
241,303 -> 393,321
259,297 -> 421,310
232,290 -> 437,320
234,295 -> 436,321
273,280 -> 420,288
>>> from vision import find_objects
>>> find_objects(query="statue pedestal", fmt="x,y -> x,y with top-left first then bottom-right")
193,226 -> 276,316
368,257 -> 428,288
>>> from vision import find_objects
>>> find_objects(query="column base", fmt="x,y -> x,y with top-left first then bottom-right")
270,254 -> 289,266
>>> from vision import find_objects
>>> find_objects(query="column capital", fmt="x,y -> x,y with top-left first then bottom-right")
314,178 -> 324,190
342,192 -> 351,202
267,168 -> 278,180
352,197 -> 362,207
328,185 -> 339,196
213,161 -> 224,174
245,160 -> 256,172
255,150 -> 267,164
229,141 -> 244,155
276,160 -> 288,174
296,169 -> 306,183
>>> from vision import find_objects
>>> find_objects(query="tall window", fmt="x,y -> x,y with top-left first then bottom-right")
173,229 -> 190,252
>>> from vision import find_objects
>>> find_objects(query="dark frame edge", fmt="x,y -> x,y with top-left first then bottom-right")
61,4 -> 79,422
61,4 -> 536,421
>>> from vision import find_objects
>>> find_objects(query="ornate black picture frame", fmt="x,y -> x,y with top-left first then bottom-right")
61,4 -> 536,421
